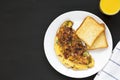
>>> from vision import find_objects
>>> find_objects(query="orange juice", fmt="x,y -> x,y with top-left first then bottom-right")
100,0 -> 120,15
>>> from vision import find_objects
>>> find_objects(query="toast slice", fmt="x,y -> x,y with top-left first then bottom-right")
87,24 -> 108,50
76,16 -> 105,47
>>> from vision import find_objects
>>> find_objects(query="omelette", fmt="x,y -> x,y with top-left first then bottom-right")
54,21 -> 94,70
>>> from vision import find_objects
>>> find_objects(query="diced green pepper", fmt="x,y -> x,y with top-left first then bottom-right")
83,51 -> 89,57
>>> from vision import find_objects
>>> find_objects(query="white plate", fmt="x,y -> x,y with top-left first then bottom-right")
44,11 -> 113,78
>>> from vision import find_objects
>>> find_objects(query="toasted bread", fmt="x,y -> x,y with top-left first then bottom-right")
76,16 -> 105,47
87,24 -> 108,50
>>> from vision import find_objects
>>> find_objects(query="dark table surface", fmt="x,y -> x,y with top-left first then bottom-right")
0,0 -> 120,80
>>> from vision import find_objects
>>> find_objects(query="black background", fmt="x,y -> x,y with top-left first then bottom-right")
0,0 -> 120,80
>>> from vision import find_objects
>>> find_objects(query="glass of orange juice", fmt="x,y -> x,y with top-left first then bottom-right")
100,0 -> 120,15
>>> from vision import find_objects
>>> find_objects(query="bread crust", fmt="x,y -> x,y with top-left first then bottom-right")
76,16 -> 105,47
87,24 -> 108,50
